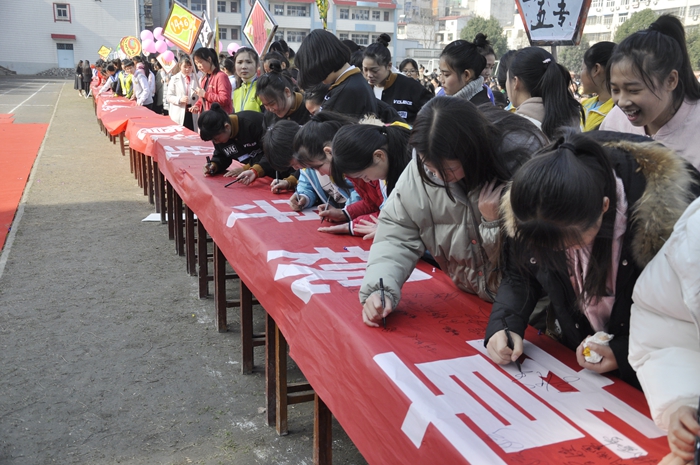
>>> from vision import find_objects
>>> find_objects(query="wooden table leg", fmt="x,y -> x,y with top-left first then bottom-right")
129,147 -> 134,174
266,312 -> 277,427
153,162 -> 162,214
119,132 -> 126,156
214,243 -> 227,333
313,394 -> 333,465
147,156 -> 154,205
141,153 -> 148,195
241,281 -> 254,374
197,219 -> 210,298
166,181 -> 174,240
173,191 -> 184,256
275,324 -> 289,436
185,206 -> 196,276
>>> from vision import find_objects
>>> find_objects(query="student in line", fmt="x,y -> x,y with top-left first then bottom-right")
505,47 -> 583,138
360,97 -> 547,327
199,103 -> 265,179
438,39 -> 492,105
629,196 -> 700,465
362,34 -> 433,124
474,33 -> 497,104
257,62 -> 310,128
580,41 -> 616,131
221,57 -> 238,93
131,62 -> 153,109
326,120 -> 412,240
232,47 -> 263,113
484,131 -> 700,387
601,15 -> 700,170
295,29 -> 378,119
166,56 -> 200,131
262,120 -> 302,194
191,48 -> 233,115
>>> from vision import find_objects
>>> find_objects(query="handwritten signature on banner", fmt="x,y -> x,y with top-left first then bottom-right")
374,340 -> 665,464
267,247 -> 432,303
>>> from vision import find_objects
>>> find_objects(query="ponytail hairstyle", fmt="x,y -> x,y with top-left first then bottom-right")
263,51 -> 290,71
330,123 -> 411,195
410,97 -> 544,201
440,39 -> 486,81
607,14 -> 700,108
496,49 -> 517,90
295,29 -> 351,90
257,61 -> 297,105
222,57 -> 236,75
363,33 -> 392,68
583,41 -> 615,75
263,120 -> 302,171
193,47 -> 221,74
508,130 -> 617,303
474,33 -> 495,58
197,102 -> 230,141
508,46 -> 584,139
292,112 -> 356,166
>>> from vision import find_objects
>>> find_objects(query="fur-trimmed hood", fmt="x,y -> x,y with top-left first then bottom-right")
501,139 -> 698,268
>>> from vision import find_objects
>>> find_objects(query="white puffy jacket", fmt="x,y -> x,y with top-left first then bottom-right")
629,196 -> 700,430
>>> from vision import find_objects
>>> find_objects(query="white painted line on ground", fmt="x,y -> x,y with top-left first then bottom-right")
0,82 -> 31,96
0,104 -> 54,106
0,82 -> 64,280
8,83 -> 49,113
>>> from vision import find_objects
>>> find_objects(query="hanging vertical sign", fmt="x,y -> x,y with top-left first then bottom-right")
515,0 -> 592,45
199,10 -> 214,48
243,0 -> 278,57
162,2 -> 204,55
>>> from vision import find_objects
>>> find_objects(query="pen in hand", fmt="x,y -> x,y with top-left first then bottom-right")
380,278 -> 386,328
502,317 -> 522,374
320,197 -> 330,224
224,178 -> 242,187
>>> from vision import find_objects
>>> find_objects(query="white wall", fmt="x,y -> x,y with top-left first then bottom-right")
0,0 -> 138,74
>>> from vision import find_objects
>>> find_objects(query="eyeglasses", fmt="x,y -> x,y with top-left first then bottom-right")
403,69 -> 418,75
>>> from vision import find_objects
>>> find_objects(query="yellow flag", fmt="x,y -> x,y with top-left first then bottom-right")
214,18 -> 219,53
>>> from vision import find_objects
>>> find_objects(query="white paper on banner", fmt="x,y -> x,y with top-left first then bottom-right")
267,247 -> 431,302
163,145 -> 214,160
468,340 -> 665,459
518,0 -> 586,43
226,200 -> 320,227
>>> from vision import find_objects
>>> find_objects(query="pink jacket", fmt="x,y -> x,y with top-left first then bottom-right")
600,99 -> 700,170
192,70 -> 233,114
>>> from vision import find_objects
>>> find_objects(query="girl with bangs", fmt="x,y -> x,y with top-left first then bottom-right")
484,131 -> 700,387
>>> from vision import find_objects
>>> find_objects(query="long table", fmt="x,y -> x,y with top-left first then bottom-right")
94,91 -> 670,464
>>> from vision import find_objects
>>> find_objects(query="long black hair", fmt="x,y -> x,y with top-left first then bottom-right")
256,61 -> 297,103
409,96 -> 545,200
607,14 -> 700,108
330,123 -> 411,195
508,131 -> 617,303
193,47 -> 220,74
295,29 -> 351,90
292,112 -> 355,166
263,120 -> 301,171
508,47 -> 584,138
197,102 -> 230,141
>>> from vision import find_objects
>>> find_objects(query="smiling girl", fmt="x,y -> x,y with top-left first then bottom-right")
256,63 -> 310,128
232,47 -> 264,113
601,15 -> 700,170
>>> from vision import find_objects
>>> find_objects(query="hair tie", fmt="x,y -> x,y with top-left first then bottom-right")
542,58 -> 552,65
559,142 -> 576,153
380,126 -> 388,136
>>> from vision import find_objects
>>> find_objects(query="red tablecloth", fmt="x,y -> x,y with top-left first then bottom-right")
153,137 -> 669,464
124,115 -> 197,158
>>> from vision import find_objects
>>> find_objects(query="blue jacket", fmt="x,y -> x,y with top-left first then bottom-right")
296,168 -> 360,211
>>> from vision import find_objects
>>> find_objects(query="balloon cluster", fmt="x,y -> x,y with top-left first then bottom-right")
140,28 -> 175,61
227,43 -> 241,56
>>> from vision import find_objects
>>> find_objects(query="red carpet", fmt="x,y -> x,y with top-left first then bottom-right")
0,115 -> 48,250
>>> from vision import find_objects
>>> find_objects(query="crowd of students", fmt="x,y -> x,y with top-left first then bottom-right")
90,19 -> 700,462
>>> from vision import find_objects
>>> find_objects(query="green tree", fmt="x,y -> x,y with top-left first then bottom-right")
686,29 -> 700,71
460,16 -> 508,57
558,41 -> 590,75
613,9 -> 657,42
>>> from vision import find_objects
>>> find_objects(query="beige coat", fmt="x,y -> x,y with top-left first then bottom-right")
166,71 -> 200,127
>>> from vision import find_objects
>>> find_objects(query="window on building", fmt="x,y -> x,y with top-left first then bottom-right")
340,8 -> 349,19
219,28 -> 227,39
54,3 -> 71,22
275,30 -> 285,41
351,33 -> 369,45
397,25 -> 405,34
352,9 -> 370,20
605,0 -> 615,8
217,1 -> 226,12
618,12 -> 627,23
57,43 -> 74,50
691,5 -> 700,17
190,0 -> 204,11
274,4 -> 285,15
384,11 -> 390,21
586,15 -> 598,25
230,1 -> 239,12
620,0 -> 629,6
287,5 -> 308,16
287,30 -> 307,42
603,14 -> 613,25
231,27 -> 240,40
339,33 -> 349,40
591,0 -> 603,7
372,10 -> 381,20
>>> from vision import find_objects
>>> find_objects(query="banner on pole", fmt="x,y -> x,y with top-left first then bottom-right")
243,0 -> 278,57
200,10 -> 214,48
515,0 -> 592,46
119,36 -> 142,57
97,46 -> 112,59
163,2 -> 204,55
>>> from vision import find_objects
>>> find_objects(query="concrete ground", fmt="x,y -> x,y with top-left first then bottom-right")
0,75 -> 368,465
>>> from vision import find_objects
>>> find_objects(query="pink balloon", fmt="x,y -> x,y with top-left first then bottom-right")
153,27 -> 164,42
165,39 -> 175,48
140,30 -> 154,42
162,50 -> 175,62
155,40 -> 167,54
142,38 -> 156,54
227,43 -> 240,56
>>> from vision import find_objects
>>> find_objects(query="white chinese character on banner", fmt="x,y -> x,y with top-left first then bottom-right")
374,341 -> 664,463
267,247 -> 431,303
163,145 -> 214,160
226,200 -> 321,226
